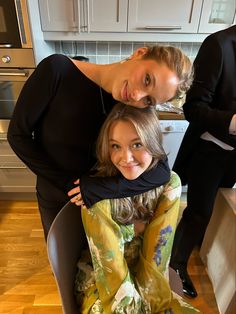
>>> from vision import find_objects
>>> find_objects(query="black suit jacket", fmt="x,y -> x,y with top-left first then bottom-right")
173,25 -> 236,185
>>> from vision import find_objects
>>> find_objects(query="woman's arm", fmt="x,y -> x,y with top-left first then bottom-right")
7,55 -> 72,190
72,158 -> 170,208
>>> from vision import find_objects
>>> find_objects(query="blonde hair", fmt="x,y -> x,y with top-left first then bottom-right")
142,45 -> 193,98
96,102 -> 166,224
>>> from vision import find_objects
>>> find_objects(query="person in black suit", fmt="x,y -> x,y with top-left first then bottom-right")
170,25 -> 236,298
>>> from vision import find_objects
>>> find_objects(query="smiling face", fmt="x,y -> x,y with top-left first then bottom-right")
108,120 -> 153,180
111,53 -> 179,108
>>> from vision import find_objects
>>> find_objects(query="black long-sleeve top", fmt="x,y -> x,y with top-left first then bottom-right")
8,54 -> 170,208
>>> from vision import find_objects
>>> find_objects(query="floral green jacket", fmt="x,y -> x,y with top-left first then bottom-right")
75,172 -> 201,313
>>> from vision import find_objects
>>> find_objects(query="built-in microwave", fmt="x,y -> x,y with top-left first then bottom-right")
0,0 -> 32,48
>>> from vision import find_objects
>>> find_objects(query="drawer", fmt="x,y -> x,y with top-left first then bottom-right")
0,167 -> 36,192
0,136 -> 15,155
0,154 -> 36,193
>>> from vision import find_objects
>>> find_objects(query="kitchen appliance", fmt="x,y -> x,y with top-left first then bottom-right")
160,119 -> 189,191
0,48 -> 35,133
0,1 -> 38,196
0,48 -> 36,194
0,0 -> 32,48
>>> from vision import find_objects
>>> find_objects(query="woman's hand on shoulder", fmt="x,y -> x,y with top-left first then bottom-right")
68,178 -> 85,206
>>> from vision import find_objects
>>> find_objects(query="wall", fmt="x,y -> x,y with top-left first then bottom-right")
54,41 -> 201,63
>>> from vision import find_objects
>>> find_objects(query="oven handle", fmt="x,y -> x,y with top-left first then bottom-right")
0,165 -> 27,169
0,44 -> 12,48
0,70 -> 28,77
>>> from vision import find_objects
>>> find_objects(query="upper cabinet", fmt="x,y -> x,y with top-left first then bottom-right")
128,0 -> 203,33
198,0 -> 236,33
88,0 -> 128,32
39,0 -> 128,33
38,0 -> 78,31
38,0 -> 236,41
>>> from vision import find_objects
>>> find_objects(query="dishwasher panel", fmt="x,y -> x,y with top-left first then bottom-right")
160,120 -> 189,191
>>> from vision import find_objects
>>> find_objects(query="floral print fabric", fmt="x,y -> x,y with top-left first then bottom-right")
75,172 -> 201,313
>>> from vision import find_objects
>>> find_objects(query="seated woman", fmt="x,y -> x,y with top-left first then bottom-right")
75,103 -> 200,313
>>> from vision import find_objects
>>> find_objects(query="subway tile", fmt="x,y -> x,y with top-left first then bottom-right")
108,55 -> 122,64
86,55 -> 97,63
85,42 -> 97,55
180,42 -> 192,56
97,42 -> 109,55
96,55 -> 109,64
133,42 -> 145,50
75,42 -> 86,55
121,42 -> 133,55
108,42 -> 121,55
61,42 -> 74,55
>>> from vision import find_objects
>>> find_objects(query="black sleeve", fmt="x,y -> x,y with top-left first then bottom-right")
183,34 -> 235,139
7,55 -> 70,190
80,158 -> 170,208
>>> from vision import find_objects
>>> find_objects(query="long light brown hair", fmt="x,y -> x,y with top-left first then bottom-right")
95,103 -> 165,224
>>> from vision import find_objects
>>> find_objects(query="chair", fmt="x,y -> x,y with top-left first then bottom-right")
47,202 -> 183,314
47,201 -> 86,314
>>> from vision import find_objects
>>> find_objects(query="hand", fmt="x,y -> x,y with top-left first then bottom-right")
68,179 -> 84,206
134,220 -> 147,236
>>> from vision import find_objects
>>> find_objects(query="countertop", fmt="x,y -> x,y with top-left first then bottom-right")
157,111 -> 185,120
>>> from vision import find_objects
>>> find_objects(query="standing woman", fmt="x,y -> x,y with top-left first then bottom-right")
7,46 -> 193,238
75,103 -> 200,313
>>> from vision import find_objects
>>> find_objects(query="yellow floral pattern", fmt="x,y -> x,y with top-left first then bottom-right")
75,172 -> 201,313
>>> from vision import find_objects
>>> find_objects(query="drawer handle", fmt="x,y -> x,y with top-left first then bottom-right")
0,166 -> 27,169
140,25 -> 182,30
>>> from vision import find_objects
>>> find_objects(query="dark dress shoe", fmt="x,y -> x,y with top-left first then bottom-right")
175,268 -> 198,298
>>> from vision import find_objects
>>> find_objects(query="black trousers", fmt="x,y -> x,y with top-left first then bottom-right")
36,177 -> 69,240
171,140 -> 236,268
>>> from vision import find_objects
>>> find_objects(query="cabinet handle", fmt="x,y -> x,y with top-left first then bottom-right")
86,0 -> 90,32
72,0 -> 80,32
0,166 -> 27,169
0,44 -> 12,48
117,0 -> 120,23
0,70 -> 28,77
140,25 -> 182,30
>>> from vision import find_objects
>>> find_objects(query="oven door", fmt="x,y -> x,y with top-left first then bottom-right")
0,68 -> 34,133
0,68 -> 36,194
0,0 -> 21,48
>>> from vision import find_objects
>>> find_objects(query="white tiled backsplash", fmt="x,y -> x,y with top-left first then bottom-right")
54,41 -> 201,64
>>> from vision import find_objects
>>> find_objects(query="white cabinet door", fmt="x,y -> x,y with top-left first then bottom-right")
38,0 -> 78,31
88,0 -> 128,32
128,0 -> 203,33
198,0 -> 236,33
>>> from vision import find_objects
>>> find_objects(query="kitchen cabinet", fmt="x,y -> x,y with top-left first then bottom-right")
128,0 -> 203,33
0,136 -> 36,193
38,0 -> 236,42
198,0 -> 236,33
88,0 -> 128,32
38,0 -> 78,32
39,0 -> 128,32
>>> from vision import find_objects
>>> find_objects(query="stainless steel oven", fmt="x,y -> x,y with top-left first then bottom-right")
0,0 -> 32,48
0,48 -> 35,133
0,48 -> 36,195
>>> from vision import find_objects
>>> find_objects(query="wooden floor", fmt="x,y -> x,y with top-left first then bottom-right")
0,200 -> 220,314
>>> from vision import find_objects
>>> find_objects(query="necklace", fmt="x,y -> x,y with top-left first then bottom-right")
99,86 -> 107,114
